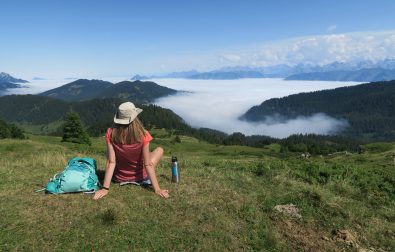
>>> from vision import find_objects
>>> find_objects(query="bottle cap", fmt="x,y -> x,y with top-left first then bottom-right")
171,156 -> 177,162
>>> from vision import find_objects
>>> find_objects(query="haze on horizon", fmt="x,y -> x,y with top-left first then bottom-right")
1,0 -> 395,79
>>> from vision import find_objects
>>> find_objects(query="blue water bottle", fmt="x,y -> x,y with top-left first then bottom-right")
171,156 -> 179,183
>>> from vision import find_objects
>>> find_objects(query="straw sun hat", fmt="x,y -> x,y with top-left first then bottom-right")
114,102 -> 143,125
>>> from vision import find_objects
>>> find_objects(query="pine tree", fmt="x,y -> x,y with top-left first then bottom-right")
0,119 -> 11,139
8,123 -> 25,139
62,111 -> 91,145
0,119 -> 25,139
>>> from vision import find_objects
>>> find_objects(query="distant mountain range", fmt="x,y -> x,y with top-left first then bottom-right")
0,72 -> 29,92
132,58 -> 395,81
285,68 -> 395,82
240,80 -> 395,141
39,79 -> 177,103
131,67 -> 287,80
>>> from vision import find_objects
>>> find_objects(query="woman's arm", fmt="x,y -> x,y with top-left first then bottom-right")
93,141 -> 116,200
142,143 -> 169,198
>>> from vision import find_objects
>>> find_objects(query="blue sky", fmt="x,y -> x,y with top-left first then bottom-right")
1,0 -> 395,79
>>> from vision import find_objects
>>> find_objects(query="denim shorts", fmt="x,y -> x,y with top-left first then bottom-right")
117,177 -> 152,186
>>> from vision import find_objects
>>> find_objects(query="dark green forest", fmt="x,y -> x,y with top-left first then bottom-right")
0,95 -> 188,136
242,80 -> 395,141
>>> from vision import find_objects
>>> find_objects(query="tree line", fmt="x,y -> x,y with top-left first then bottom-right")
0,94 -> 363,154
242,80 -> 395,141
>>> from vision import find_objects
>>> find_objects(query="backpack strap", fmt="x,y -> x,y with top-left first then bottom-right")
35,172 -> 61,193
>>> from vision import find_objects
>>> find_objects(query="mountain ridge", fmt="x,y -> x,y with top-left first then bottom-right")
285,68 -> 395,82
39,79 -> 113,101
131,58 -> 395,81
0,72 -> 29,83
39,79 -> 177,103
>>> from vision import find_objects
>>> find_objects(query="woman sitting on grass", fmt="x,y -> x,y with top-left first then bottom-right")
93,102 -> 169,200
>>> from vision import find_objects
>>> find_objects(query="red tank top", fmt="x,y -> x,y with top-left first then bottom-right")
105,128 -> 153,182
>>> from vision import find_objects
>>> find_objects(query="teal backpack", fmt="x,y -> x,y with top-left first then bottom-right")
37,157 -> 100,194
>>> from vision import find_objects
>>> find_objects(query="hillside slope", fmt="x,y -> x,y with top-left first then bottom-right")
241,80 -> 395,140
0,132 -> 393,251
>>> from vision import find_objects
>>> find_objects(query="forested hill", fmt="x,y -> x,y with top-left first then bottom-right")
97,80 -> 177,103
241,80 -> 395,140
0,95 -> 188,136
39,79 -> 177,103
39,79 -> 113,101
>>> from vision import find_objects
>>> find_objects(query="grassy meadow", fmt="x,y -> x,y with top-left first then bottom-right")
0,129 -> 394,251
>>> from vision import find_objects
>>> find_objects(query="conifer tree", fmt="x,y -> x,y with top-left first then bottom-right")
62,111 -> 91,145
0,119 -> 25,139
0,119 -> 11,139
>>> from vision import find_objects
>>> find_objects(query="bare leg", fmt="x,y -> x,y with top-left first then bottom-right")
145,147 -> 169,198
149,147 -> 164,170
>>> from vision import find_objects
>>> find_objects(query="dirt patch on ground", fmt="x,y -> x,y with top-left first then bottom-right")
270,215 -> 342,252
333,229 -> 359,248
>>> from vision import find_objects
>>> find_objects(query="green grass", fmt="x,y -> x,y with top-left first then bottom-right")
17,120 -> 64,135
0,129 -> 394,251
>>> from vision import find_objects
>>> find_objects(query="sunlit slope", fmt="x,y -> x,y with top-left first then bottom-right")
0,130 -> 393,251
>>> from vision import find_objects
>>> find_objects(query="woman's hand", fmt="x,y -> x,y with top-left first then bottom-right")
93,189 -> 109,200
155,188 -> 169,198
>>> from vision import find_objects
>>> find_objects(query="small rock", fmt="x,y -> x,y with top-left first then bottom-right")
321,236 -> 330,241
273,204 -> 302,218
358,248 -> 375,252
333,229 -> 359,248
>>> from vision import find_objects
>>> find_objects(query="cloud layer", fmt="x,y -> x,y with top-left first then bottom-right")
217,31 -> 395,67
152,78 -> 360,138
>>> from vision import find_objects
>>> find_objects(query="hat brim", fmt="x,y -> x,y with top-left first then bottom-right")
113,108 -> 143,125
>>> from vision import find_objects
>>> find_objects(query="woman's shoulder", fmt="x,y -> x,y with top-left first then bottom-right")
105,128 -> 113,142
143,130 -> 153,145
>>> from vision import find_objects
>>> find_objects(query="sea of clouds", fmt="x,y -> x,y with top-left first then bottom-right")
5,77 -> 362,138
152,78 -> 360,138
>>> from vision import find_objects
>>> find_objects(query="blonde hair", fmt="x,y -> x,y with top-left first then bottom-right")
111,117 -> 146,144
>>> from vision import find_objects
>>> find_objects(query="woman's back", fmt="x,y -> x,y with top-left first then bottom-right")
105,127 -> 153,182
93,101 -> 168,200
